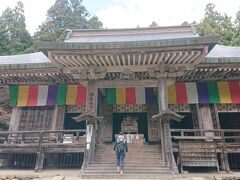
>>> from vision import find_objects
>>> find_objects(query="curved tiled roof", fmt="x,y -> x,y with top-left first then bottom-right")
0,52 -> 51,64
0,52 -> 56,70
65,26 -> 197,43
204,45 -> 240,63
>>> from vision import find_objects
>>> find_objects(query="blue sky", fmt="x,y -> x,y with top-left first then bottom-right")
0,0 -> 240,35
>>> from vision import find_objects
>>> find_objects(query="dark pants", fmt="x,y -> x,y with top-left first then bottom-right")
116,152 -> 125,171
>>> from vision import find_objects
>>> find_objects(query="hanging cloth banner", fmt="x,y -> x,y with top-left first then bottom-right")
37,86 -> 48,106
66,85 -> 78,105
9,85 -> 19,107
17,86 -> 29,107
27,85 -> 39,106
47,85 -> 57,106
106,82 -> 240,105
106,87 -> 155,105
168,81 -> 240,104
9,84 -> 87,107
57,84 -> 67,105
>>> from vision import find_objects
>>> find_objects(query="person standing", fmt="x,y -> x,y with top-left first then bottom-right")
114,131 -> 128,175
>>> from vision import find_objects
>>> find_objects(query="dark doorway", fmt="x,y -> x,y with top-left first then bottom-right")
219,113 -> 240,169
112,113 -> 148,142
170,113 -> 193,129
64,113 -> 86,135
219,113 -> 240,129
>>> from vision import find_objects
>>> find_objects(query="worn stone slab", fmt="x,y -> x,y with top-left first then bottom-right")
51,176 -> 65,180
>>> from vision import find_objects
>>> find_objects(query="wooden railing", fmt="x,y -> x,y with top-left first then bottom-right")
0,129 -> 86,145
0,129 -> 87,171
81,126 -> 96,174
171,129 -> 240,144
171,129 -> 240,172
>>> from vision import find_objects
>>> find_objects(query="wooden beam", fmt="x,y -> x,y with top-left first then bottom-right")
92,55 -> 102,66
99,56 -> 107,66
96,79 -> 157,88
76,55 -> 87,66
143,53 -> 148,65
71,56 -> 83,66
177,52 -> 189,64
110,55 -> 116,66
167,52 -> 177,64
105,55 -> 112,66
172,52 -> 183,64
152,53 -> 158,65
116,55 -> 121,66
182,51 -> 195,63
133,54 -> 136,65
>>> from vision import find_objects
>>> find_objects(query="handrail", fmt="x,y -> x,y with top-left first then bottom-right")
0,129 -> 86,145
80,126 -> 96,174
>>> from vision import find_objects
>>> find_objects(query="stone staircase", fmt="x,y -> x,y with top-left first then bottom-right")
81,143 -> 173,179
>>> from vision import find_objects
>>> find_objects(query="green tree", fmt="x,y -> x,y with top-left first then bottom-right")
35,0 -> 103,42
196,3 -> 234,45
0,1 -> 33,55
231,9 -> 240,46
0,21 -> 11,55
149,21 -> 158,27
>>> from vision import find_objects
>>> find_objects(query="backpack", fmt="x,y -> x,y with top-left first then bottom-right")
117,139 -> 125,153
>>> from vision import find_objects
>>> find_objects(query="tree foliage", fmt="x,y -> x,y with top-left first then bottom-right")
0,1 -> 33,55
35,0 -> 103,42
231,10 -> 240,46
149,21 -> 158,27
196,3 -> 235,46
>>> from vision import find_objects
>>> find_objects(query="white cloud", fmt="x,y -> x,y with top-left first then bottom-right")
0,0 -> 239,34
96,0 -> 240,29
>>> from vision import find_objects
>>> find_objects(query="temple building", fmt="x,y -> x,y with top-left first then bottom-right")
0,25 -> 240,178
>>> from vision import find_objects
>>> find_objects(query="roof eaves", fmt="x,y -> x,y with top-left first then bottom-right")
38,36 -> 219,51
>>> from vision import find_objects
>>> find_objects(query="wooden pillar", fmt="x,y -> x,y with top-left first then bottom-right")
9,107 -> 21,131
199,104 -> 213,130
86,79 -> 98,142
87,80 -> 97,116
157,78 -> 168,163
54,106 -> 66,130
198,104 -> 214,138
157,78 -> 178,174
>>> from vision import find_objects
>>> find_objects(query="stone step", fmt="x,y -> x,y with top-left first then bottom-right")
94,155 -> 163,158
94,156 -> 163,160
84,169 -> 171,173
87,165 -> 168,169
93,160 -> 164,164
97,146 -> 161,149
90,161 -> 166,166
81,173 -> 174,179
83,144 -> 171,178
97,145 -> 160,148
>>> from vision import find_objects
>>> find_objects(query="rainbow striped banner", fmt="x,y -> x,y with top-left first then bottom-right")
106,87 -> 155,105
168,82 -> 240,104
9,82 -> 240,107
9,84 -> 87,107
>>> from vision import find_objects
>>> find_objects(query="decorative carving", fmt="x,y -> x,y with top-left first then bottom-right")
152,109 -> 184,122
66,66 -> 107,80
121,116 -> 138,133
148,62 -> 188,79
120,69 -> 135,80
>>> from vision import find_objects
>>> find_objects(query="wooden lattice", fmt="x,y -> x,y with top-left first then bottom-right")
179,140 -> 219,173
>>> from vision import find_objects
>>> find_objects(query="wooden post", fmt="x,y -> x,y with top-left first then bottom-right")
9,108 -> 21,131
157,78 -> 178,174
157,78 -> 167,164
35,131 -> 44,171
87,80 -> 97,116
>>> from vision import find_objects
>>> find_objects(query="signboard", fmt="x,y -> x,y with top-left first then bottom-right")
86,125 -> 93,143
